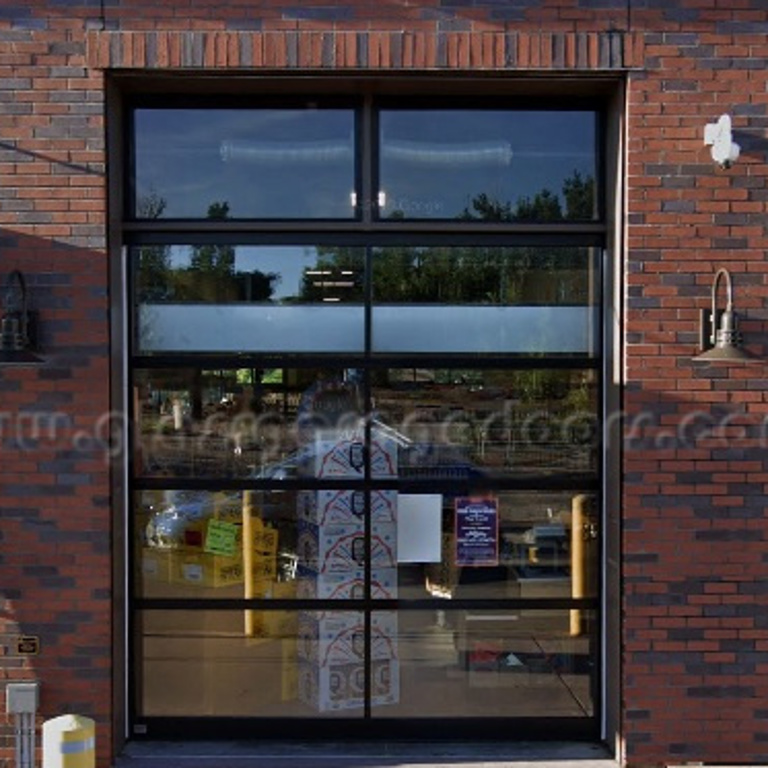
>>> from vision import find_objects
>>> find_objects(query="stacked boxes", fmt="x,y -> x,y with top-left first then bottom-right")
297,612 -> 400,711
296,427 -> 400,711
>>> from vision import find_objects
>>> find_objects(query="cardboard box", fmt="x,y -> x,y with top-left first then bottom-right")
251,553 -> 278,580
172,551 -> 244,587
297,490 -> 398,526
299,428 -> 398,479
298,658 -> 400,712
297,521 -> 397,572
296,567 -> 398,600
141,547 -> 174,582
253,526 -> 279,555
213,491 -> 244,523
297,611 -> 398,666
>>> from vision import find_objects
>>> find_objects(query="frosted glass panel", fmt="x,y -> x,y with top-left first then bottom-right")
138,304 -> 365,353
372,306 -> 595,354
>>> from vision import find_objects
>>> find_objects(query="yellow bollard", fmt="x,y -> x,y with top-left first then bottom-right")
570,494 -> 587,637
243,489 -> 256,637
42,714 -> 95,768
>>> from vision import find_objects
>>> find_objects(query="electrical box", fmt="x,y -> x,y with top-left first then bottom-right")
6,682 -> 39,714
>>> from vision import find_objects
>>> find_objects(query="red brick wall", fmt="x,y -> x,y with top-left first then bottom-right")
622,15 -> 768,765
1,1 -> 767,766
0,8 -> 112,766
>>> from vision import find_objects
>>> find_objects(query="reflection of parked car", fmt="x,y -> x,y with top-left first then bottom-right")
254,441 -> 487,482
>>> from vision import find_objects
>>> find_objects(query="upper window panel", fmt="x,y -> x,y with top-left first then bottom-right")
132,108 -> 357,220
378,110 -> 598,222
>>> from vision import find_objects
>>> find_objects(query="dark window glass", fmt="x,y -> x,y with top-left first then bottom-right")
378,110 -> 598,221
133,108 -> 356,219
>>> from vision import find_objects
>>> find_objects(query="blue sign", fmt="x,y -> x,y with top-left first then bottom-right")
455,497 -> 499,567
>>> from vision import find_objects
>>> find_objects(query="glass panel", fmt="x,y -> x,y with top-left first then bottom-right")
133,245 -> 364,354
135,489 -> 298,599
132,366 -> 367,479
371,609 -> 596,718
379,110 -> 598,221
371,368 -> 599,478
397,491 -> 599,601
133,109 -> 356,219
137,610 -> 364,717
371,246 -> 599,354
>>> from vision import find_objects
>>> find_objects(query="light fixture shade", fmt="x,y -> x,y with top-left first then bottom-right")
693,341 -> 759,363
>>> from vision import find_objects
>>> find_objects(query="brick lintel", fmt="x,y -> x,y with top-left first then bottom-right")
86,29 -> 644,71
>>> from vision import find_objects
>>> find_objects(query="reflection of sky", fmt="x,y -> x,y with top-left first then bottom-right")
134,109 -> 356,219
134,108 -> 596,221
379,111 -> 596,219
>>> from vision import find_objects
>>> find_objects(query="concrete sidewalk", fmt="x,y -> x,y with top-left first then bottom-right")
115,740 -> 616,768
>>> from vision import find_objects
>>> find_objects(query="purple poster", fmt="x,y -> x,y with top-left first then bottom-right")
454,497 -> 499,567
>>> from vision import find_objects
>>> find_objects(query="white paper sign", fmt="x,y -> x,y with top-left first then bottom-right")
397,494 -> 442,563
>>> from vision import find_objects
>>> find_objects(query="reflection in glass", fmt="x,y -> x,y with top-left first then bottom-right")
370,610 -> 595,718
379,110 -> 598,221
132,366 -> 597,480
137,610 -> 364,717
371,246 -> 599,354
133,366 -> 364,479
372,368 -> 599,477
373,246 -> 595,305
133,245 -> 365,354
133,109 -> 356,219
134,245 -> 364,305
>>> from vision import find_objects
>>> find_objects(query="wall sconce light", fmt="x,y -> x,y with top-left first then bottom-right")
0,270 -> 44,365
704,113 -> 741,170
693,268 -> 759,363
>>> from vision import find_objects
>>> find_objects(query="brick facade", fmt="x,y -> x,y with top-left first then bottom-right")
0,1 -> 767,766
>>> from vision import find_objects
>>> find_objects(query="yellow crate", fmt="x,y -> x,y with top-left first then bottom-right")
252,554 -> 278,580
254,527 -> 279,555
173,552 -> 244,587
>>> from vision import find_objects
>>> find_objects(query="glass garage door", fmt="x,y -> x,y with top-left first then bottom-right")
125,96 -> 603,740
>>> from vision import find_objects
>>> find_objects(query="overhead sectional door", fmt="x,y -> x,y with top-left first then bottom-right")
125,94 -> 604,740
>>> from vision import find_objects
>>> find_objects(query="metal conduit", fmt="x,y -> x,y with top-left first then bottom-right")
15,712 -> 35,768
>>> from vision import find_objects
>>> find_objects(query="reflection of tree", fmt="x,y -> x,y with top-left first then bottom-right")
135,200 -> 280,303
136,191 -> 172,301
459,170 -> 595,223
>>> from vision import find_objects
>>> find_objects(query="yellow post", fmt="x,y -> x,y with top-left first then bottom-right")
243,490 -> 256,637
570,494 -> 587,637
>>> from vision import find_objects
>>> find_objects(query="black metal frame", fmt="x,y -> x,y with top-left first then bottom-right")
123,92 -> 606,741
